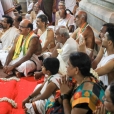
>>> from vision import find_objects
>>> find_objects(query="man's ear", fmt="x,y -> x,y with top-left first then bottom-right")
108,40 -> 113,46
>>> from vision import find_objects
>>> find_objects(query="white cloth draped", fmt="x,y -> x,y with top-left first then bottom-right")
57,37 -> 77,75
0,26 -> 19,50
25,73 -> 61,114
97,54 -> 114,86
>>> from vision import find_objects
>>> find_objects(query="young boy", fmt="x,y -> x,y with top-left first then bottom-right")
22,57 -> 61,114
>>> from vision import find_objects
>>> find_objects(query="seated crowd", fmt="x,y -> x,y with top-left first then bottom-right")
0,0 -> 114,114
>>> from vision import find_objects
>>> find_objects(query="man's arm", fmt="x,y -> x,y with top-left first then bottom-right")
42,29 -> 54,52
95,59 -> 114,76
83,27 -> 95,49
51,42 -> 61,57
92,47 -> 104,69
32,82 -> 57,102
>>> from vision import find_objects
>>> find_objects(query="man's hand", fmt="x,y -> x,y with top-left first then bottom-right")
3,65 -> 15,74
22,97 -> 30,109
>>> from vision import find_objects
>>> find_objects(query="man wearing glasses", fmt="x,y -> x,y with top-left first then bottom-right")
3,19 -> 42,78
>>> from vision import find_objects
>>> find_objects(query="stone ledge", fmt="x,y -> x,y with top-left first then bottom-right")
80,1 -> 114,23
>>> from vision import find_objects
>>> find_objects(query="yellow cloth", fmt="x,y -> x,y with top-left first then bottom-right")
12,32 -> 34,60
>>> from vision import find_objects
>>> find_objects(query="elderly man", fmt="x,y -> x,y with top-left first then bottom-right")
3,19 -> 42,77
53,26 -> 77,74
71,10 -> 95,57
34,26 -> 77,78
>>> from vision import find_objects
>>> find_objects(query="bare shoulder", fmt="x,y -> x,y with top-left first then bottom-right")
30,35 -> 40,45
85,26 -> 94,35
47,28 -> 54,34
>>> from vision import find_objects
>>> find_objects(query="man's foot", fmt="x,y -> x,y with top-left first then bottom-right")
34,71 -> 43,80
15,72 -> 24,78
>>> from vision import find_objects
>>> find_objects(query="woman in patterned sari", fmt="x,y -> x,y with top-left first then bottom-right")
59,52 -> 105,114
93,82 -> 114,114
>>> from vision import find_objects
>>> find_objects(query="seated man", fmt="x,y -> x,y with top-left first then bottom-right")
13,15 -> 22,29
93,26 -> 114,86
34,26 -> 77,78
0,15 -> 20,51
71,10 -> 95,58
3,19 -> 42,77
36,14 -> 55,53
57,8 -> 75,32
30,3 -> 44,30
0,15 -> 20,68
55,1 -> 65,26
25,0 -> 37,20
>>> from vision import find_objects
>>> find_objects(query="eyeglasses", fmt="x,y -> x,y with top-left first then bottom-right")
19,25 -> 28,28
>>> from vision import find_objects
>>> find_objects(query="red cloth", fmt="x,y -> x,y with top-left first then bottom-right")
0,76 -> 44,114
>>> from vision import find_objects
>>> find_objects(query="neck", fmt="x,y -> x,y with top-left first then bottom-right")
35,10 -> 38,14
40,27 -> 46,33
62,14 -> 66,19
3,27 -> 10,32
62,38 -> 68,45
23,31 -> 31,38
106,48 -> 114,55
74,75 -> 85,85
79,22 -> 87,28
74,75 -> 88,85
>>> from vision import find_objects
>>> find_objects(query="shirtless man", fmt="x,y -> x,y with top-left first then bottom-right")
94,26 -> 114,86
3,19 -> 42,77
36,14 -> 55,53
71,10 -> 95,57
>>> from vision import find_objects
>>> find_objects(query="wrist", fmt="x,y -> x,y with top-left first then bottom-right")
28,95 -> 32,99
61,94 -> 70,100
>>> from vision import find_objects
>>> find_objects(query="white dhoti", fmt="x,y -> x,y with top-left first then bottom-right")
25,74 -> 61,114
57,38 -> 77,75
0,50 -> 8,66
9,53 -> 41,76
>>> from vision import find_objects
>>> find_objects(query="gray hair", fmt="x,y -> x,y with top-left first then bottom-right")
58,27 -> 69,38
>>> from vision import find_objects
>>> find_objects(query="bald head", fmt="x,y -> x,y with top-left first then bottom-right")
21,19 -> 31,26
21,19 -> 33,30
78,10 -> 87,22
75,10 -> 87,27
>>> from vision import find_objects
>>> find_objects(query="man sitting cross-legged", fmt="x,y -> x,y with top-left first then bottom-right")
3,19 -> 42,77
34,26 -> 77,78
71,10 -> 95,58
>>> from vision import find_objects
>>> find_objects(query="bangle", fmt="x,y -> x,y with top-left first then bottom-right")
28,95 -> 32,99
61,94 -> 69,100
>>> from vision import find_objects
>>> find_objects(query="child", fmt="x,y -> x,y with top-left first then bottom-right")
22,57 -> 61,114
